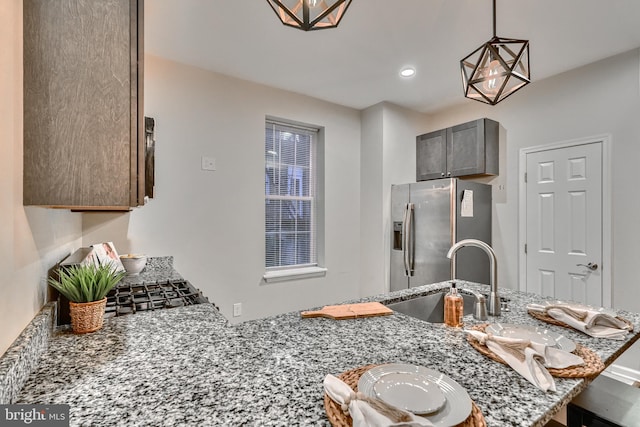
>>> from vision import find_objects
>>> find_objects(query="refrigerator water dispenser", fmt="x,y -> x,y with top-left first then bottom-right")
393,221 -> 403,250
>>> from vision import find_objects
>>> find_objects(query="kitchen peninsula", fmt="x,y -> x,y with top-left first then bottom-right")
9,282 -> 640,427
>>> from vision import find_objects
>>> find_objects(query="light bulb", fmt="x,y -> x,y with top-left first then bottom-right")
482,59 -> 503,95
307,0 -> 320,7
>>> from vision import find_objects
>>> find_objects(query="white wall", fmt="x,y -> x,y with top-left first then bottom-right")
0,0 -> 82,356
360,102 -> 431,296
359,102 -> 432,296
359,104 -> 384,296
380,104 -> 431,290
82,55 -> 362,322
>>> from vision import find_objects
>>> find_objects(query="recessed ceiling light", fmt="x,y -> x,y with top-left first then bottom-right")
400,67 -> 416,78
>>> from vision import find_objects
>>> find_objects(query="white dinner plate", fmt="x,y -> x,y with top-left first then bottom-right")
486,323 -> 576,353
358,364 -> 472,426
373,372 -> 446,414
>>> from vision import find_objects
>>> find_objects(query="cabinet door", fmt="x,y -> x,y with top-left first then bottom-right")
446,119 -> 486,177
23,0 -> 143,209
416,129 -> 447,181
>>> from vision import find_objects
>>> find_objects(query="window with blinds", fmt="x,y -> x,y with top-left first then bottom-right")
265,120 -> 318,269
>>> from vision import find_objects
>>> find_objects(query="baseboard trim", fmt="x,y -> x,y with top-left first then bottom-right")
603,363 -> 640,385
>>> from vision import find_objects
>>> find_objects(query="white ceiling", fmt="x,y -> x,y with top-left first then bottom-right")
145,0 -> 640,114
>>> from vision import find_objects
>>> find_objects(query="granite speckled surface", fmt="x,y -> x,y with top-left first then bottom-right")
119,256 -> 182,285
0,302 -> 56,404
0,256 -> 183,405
14,282 -> 640,427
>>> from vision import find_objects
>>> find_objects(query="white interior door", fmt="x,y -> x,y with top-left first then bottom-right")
525,142 -> 603,306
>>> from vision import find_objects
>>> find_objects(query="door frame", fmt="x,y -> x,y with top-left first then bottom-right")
518,134 -> 612,307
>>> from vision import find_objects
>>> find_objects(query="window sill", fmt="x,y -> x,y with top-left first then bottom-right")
263,266 -> 327,284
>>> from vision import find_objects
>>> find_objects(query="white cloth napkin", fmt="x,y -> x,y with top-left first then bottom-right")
467,330 -> 584,392
323,374 -> 433,427
527,303 -> 632,340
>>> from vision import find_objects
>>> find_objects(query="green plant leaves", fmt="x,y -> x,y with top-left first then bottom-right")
48,264 -> 125,303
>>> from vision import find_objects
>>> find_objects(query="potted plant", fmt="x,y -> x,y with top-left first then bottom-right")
48,264 -> 125,334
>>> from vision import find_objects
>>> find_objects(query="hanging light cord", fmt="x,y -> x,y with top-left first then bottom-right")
492,0 -> 497,38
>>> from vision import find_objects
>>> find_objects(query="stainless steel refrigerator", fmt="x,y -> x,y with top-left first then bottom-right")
390,178 -> 492,291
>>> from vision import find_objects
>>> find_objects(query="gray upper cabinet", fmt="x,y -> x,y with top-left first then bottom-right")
23,0 -> 144,210
416,118 -> 499,181
416,129 -> 447,181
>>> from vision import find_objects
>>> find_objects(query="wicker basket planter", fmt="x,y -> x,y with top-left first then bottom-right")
49,263 -> 124,335
69,297 -> 108,334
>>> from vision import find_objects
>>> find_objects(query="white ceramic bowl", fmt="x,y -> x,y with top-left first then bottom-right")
119,255 -> 147,275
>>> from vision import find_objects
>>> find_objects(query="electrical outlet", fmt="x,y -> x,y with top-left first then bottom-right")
233,303 -> 242,317
201,156 -> 216,171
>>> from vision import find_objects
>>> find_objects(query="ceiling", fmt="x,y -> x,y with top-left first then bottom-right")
145,0 -> 640,114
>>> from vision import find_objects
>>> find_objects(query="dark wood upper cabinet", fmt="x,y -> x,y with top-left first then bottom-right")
23,0 -> 145,210
416,118 -> 499,181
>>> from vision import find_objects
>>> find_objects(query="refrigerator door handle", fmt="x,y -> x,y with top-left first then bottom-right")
402,204 -> 410,276
408,203 -> 415,276
403,203 -> 415,276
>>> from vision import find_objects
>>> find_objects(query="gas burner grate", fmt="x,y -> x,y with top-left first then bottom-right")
105,279 -> 209,318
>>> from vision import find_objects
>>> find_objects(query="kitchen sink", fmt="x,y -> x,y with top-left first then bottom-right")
386,292 -> 476,323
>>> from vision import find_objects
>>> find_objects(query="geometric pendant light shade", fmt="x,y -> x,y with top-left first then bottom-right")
266,0 -> 353,31
460,0 -> 531,105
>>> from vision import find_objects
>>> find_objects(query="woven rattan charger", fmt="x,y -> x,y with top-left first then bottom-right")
466,324 -> 604,378
324,364 -> 486,427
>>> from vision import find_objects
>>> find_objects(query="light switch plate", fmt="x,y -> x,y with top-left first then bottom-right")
201,156 -> 216,171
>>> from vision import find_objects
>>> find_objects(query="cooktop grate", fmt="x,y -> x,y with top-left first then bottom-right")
105,279 -> 209,318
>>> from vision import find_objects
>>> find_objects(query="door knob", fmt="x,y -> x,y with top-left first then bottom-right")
576,262 -> 598,271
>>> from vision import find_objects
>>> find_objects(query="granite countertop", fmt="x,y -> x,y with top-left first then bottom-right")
13,282 -> 640,427
118,256 -> 184,285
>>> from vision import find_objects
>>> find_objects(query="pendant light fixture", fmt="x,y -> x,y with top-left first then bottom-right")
460,0 -> 531,105
266,0 -> 352,31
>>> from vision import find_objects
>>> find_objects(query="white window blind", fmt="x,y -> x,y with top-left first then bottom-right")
265,120 -> 318,269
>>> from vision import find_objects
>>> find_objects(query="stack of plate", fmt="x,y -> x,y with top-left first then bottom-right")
357,364 -> 472,426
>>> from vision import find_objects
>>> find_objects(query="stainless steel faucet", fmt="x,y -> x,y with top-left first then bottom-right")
447,239 -> 500,316
460,288 -> 489,321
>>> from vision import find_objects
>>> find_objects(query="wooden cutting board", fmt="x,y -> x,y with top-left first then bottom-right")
300,302 -> 393,320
